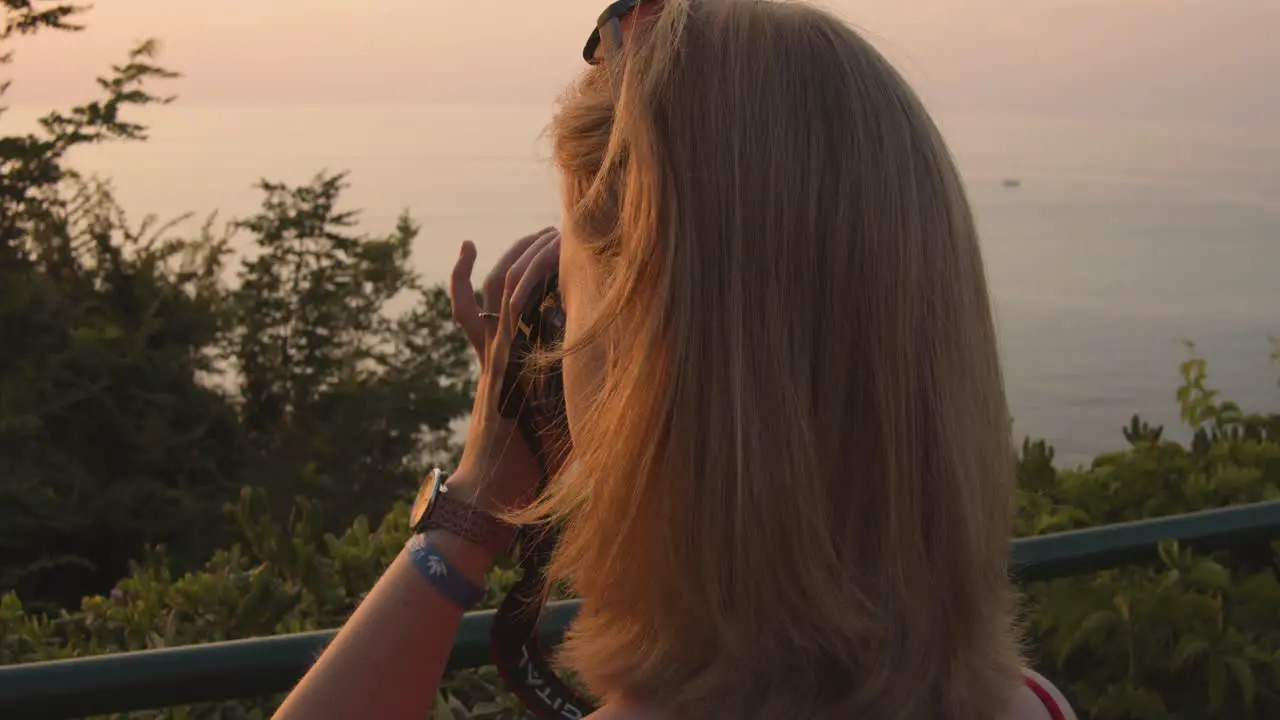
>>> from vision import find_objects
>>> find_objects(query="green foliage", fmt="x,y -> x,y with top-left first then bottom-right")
0,2 -> 474,612
0,486 -> 527,719
1012,345 -> 1280,719
0,0 -> 238,611
1025,541 -> 1280,719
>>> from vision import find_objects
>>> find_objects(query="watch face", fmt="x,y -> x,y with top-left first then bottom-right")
410,469 -> 442,530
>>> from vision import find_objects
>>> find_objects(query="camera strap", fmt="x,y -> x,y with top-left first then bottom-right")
489,520 -> 596,719
487,273 -> 594,717
488,396 -> 597,716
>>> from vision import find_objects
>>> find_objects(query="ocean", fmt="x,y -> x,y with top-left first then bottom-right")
7,104 -> 1279,467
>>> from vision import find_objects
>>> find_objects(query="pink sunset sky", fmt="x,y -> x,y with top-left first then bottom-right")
8,0 -> 1280,125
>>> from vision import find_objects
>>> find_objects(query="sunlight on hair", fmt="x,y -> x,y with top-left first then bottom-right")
515,1 -> 1025,717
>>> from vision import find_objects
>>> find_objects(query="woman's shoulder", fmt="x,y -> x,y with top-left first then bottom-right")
1007,668 -> 1078,720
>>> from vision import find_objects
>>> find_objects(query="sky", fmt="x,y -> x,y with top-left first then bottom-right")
6,0 -> 1280,125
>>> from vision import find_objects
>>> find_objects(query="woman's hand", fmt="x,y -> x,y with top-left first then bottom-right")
446,227 -> 562,516
274,230 -> 562,720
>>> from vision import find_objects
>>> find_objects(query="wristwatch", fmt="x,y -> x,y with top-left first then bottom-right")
409,468 -> 517,557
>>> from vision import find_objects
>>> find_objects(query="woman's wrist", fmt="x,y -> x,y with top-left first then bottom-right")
438,469 -> 497,512
444,464 -> 533,515
410,464 -> 526,590
418,527 -> 496,588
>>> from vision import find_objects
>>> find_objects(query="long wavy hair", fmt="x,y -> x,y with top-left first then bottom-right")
519,1 -> 1025,717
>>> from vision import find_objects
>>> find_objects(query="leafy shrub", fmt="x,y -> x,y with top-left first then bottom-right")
1,485 -> 527,719
2,348 -> 1279,719
1014,344 -> 1280,719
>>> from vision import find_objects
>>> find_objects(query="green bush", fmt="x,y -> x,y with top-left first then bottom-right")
1010,345 -> 1280,719
2,348 -> 1279,719
0,485 -> 529,719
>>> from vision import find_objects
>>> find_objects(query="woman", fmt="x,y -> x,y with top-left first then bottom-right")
275,1 -> 1076,718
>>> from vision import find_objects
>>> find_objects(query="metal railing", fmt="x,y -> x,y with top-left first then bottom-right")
2,500 -> 1279,719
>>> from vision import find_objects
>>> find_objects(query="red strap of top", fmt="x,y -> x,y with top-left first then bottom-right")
1023,674 -> 1067,720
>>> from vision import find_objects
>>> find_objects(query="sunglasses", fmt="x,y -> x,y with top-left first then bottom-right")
582,0 -> 665,64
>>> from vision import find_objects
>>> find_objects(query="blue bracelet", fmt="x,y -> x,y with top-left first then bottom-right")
405,533 -> 487,611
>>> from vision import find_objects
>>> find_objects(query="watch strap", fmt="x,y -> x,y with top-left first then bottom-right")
405,533 -> 486,611
420,486 -> 518,558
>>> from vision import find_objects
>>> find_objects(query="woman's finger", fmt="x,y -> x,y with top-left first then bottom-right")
449,240 -> 486,353
503,230 -> 559,312
482,227 -> 557,312
508,232 -> 562,334
481,230 -> 559,418
483,227 -> 557,348
482,281 -> 519,398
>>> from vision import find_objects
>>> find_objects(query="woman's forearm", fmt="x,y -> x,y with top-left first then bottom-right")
273,529 -> 494,720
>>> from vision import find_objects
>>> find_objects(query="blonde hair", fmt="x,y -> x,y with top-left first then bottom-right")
525,1 -> 1024,717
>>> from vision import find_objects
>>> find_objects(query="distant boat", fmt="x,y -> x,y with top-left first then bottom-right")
1002,178 -> 1022,189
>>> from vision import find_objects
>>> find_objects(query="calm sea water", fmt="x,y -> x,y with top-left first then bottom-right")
7,104 -> 1279,466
